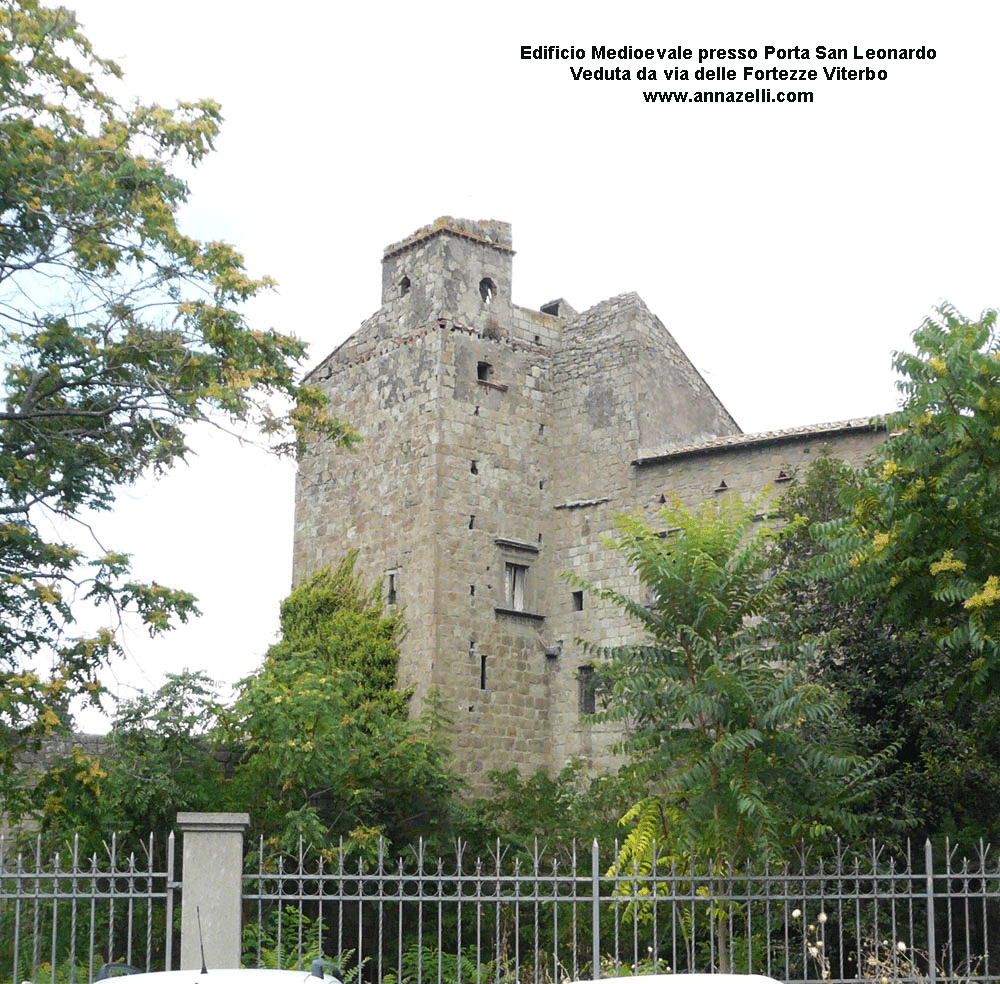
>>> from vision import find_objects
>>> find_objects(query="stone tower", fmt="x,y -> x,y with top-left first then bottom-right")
293,218 -> 882,783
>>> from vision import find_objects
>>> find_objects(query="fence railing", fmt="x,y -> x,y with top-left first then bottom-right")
0,833 -> 176,984
243,838 -> 999,984
3,828 -> 997,984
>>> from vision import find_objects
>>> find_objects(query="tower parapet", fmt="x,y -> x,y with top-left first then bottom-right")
379,217 -> 514,338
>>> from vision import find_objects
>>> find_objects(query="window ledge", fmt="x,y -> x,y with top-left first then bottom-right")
495,537 -> 540,554
494,607 -> 545,623
477,379 -> 508,392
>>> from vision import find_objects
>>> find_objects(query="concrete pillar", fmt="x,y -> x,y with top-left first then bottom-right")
177,812 -> 250,970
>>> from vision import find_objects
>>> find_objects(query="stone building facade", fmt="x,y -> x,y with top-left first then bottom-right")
292,217 -> 884,783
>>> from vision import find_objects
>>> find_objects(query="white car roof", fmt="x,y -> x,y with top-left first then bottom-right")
106,972 -> 326,984
116,972 -> 783,984
573,976 -> 783,984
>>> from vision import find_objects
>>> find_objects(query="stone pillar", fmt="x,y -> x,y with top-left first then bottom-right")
177,812 -> 250,970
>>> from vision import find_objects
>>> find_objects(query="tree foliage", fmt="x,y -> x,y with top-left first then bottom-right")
27,671 -> 225,851
578,496 -> 886,864
266,556 -> 410,723
18,559 -> 463,855
818,305 -> 1000,701
0,0 -> 354,789
776,452 -> 1000,847
223,555 -> 462,854
471,758 -> 641,858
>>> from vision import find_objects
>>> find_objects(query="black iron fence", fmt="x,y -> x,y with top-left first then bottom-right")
3,832 -> 996,983
0,833 -> 176,983
242,838 -> 998,984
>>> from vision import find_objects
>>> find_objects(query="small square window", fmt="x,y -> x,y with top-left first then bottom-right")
505,563 -> 527,611
477,361 -> 493,382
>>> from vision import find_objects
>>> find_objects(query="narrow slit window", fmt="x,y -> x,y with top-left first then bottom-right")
578,665 -> 596,715
480,653 -> 488,690
386,572 -> 397,606
572,590 -> 584,611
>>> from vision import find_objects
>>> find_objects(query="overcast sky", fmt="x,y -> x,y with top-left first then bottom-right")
56,0 -> 998,728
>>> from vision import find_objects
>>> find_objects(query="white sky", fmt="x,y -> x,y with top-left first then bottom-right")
54,0 -> 998,728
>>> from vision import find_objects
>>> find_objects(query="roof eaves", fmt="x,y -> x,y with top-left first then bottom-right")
631,416 -> 887,467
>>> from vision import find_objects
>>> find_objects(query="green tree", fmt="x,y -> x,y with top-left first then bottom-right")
776,452 -> 1000,847
578,496 -> 885,865
28,671 -> 226,855
819,304 -> 1000,702
264,556 -> 409,723
471,758 -> 641,858
0,0 -> 354,806
224,555 -> 462,854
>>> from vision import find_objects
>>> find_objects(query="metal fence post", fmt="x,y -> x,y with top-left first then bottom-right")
925,839 -> 937,984
177,813 -> 250,970
592,839 -> 600,980
165,831 -> 176,971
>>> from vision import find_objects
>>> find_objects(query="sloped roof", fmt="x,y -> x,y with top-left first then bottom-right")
632,417 -> 886,466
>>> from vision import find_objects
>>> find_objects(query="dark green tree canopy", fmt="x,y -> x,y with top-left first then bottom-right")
576,496 -> 888,863
29,671 -> 225,851
778,452 -> 1000,849
268,555 -> 409,722
223,554 -> 461,853
819,305 -> 1000,701
0,0 -> 354,789
25,558 -> 463,855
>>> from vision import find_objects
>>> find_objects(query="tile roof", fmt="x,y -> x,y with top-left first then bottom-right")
632,417 -> 886,466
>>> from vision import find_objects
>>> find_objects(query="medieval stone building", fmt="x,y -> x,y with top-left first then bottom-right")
292,217 -> 883,784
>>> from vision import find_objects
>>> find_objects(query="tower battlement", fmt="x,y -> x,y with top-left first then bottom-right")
382,217 -> 514,258
379,217 -> 515,337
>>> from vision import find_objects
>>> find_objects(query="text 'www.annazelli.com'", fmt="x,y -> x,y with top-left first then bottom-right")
642,88 -> 814,104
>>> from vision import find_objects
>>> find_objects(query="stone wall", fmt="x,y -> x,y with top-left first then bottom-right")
545,421 -> 884,775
